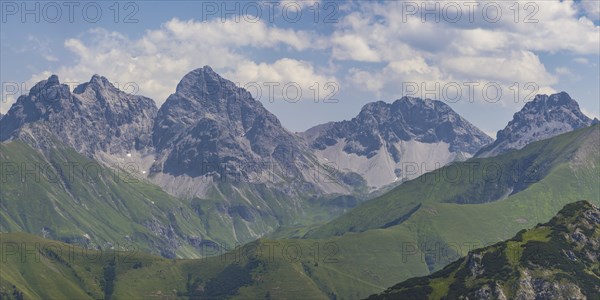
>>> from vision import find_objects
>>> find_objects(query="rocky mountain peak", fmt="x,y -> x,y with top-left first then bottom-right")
0,75 -> 72,141
307,96 -> 490,153
31,74 -> 60,89
477,92 -> 594,157
301,96 -> 492,188
518,92 -> 587,120
151,67 -> 316,184
28,74 -> 70,101
0,74 -> 157,156
174,66 -> 251,102
358,100 -> 387,113
74,74 -> 113,92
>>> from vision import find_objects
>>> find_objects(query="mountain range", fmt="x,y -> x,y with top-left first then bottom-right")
0,74 -> 157,157
1,67 -> 598,299
0,68 -> 359,254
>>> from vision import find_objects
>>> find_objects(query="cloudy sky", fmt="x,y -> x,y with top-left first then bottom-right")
1,0 -> 599,137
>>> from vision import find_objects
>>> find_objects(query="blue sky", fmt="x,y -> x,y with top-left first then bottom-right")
1,0 -> 599,137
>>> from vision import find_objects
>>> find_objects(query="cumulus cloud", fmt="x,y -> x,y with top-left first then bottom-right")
228,58 -> 338,103
330,0 -> 598,106
7,0 -> 597,121
26,17 -> 329,107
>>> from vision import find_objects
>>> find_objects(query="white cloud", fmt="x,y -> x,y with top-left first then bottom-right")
43,54 -> 58,62
279,0 -> 321,9
227,58 -> 338,103
330,0 -> 596,107
6,0 -> 597,125
24,18 -> 328,107
440,51 -> 557,85
331,34 -> 380,62
555,67 -> 576,78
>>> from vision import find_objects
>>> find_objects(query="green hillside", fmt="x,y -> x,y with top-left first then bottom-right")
307,124 -> 600,238
367,200 -> 600,299
245,125 -> 600,298
0,136 -> 363,259
1,126 -> 598,299
0,140 -> 234,258
3,199 -> 598,299
0,232 -> 331,299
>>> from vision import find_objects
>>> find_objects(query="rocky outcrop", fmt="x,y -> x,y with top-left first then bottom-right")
477,92 -> 597,158
367,201 -> 600,300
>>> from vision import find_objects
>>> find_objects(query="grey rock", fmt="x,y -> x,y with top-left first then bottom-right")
151,66 -> 335,189
301,96 -> 492,187
477,92 -> 596,157
305,97 -> 492,155
0,74 -> 157,157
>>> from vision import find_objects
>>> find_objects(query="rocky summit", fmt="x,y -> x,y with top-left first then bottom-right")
152,66 -> 313,182
0,74 -> 157,158
301,96 -> 493,188
477,92 -> 597,157
148,66 -> 352,198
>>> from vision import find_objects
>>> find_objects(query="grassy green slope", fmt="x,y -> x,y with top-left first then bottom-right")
367,201 -> 600,299
230,125 -> 600,299
0,140 -> 228,258
1,126 -> 597,299
307,124 -> 599,238
0,135 -> 363,257
0,232 -> 331,300
3,197 -> 598,299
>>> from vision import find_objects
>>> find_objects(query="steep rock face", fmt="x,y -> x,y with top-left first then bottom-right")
301,97 -> 492,188
367,201 -> 600,300
0,75 -> 157,157
477,92 -> 596,158
150,67 -> 352,195
152,66 -> 311,181
147,67 -> 354,244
